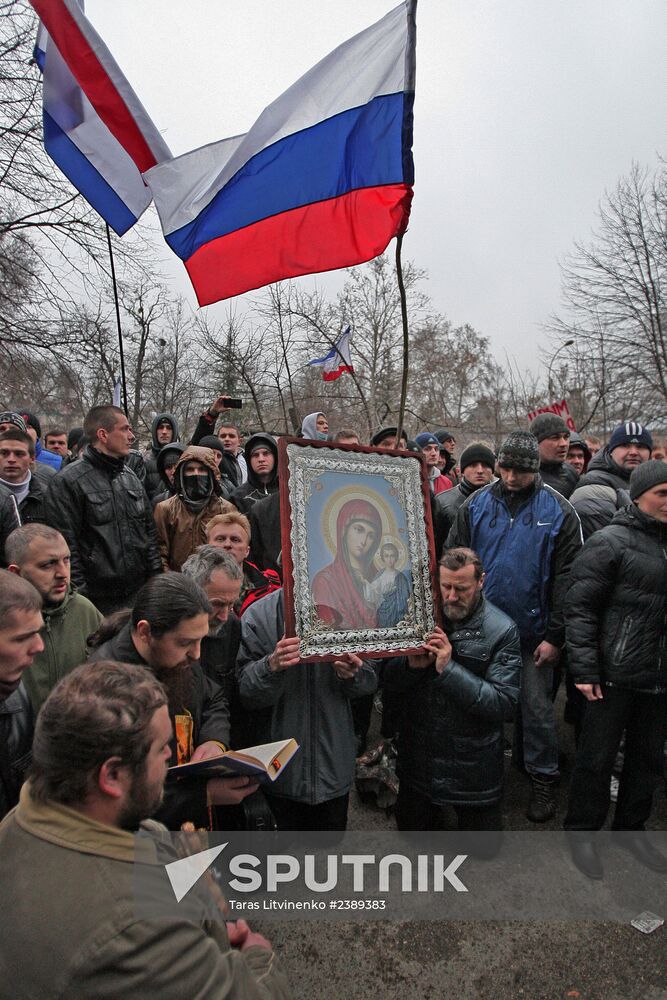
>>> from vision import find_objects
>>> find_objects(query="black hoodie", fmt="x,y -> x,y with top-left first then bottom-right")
143,413 -> 180,499
229,432 -> 279,514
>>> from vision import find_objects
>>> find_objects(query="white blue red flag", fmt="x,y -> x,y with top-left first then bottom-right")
30,0 -> 171,234
145,1 -> 416,305
308,328 -> 354,382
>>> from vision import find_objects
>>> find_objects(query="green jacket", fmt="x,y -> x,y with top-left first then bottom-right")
22,589 -> 103,712
0,784 -> 290,1000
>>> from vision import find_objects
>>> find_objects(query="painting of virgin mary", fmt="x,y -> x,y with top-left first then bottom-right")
311,497 -> 382,630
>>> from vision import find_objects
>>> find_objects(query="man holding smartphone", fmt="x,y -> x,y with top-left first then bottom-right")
190,396 -> 246,485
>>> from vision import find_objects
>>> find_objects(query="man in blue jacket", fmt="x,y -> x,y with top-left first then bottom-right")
447,430 -> 582,822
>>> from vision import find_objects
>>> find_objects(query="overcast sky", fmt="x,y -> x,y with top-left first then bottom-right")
88,0 -> 666,371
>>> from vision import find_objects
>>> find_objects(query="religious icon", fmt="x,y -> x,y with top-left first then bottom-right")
279,438 -> 438,660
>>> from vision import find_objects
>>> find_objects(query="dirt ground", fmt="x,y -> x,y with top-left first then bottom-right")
257,696 -> 667,1000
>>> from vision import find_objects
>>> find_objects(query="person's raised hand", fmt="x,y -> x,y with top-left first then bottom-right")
209,395 -> 233,416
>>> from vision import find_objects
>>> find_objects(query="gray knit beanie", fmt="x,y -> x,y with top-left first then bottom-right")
497,431 -> 540,472
629,460 -> 667,500
529,413 -> 570,442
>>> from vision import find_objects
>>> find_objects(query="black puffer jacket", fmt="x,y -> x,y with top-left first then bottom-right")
230,433 -> 279,514
143,413 -> 180,499
570,446 -> 632,538
45,446 -> 162,605
248,491 -> 282,575
539,459 -> 578,499
566,504 -> 667,692
391,596 -> 521,806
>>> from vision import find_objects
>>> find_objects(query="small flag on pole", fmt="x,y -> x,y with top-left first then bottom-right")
112,377 -> 122,407
308,327 -> 354,382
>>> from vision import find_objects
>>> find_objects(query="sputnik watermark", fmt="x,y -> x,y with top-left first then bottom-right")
133,831 -> 667,922
165,846 -> 469,902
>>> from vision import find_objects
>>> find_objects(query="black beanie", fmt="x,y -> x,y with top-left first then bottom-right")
629,460 -> 667,500
459,443 -> 496,473
198,435 -> 224,452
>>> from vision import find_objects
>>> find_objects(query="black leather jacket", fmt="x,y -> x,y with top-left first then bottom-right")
18,464 -> 51,525
0,483 -> 20,565
389,595 -> 521,807
45,446 -> 162,602
0,683 -> 34,821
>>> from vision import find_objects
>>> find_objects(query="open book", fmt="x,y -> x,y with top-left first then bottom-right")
168,738 -> 299,782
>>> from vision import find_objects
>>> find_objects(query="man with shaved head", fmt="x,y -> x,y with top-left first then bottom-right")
6,524 -> 102,712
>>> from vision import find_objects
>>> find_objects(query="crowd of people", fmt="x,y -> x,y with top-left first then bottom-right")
0,397 -> 666,994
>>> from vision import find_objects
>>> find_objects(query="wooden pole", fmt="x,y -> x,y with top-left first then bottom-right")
105,224 -> 128,416
395,233 -> 410,444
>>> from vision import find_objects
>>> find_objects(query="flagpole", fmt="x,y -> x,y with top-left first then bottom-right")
395,233 -> 410,445
105,223 -> 129,417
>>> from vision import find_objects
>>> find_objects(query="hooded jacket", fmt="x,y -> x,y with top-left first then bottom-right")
301,412 -> 326,440
566,503 -> 667,691
151,441 -> 186,506
143,413 -> 180,499
230,433 -> 279,515
0,785 -> 290,999
570,445 -> 635,539
153,446 -> 234,571
44,445 -> 162,605
248,492 -> 282,576
237,590 -> 377,804
568,432 -> 592,471
21,589 -> 103,712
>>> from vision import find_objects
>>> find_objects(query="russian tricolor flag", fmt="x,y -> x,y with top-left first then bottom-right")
145,1 -> 416,306
30,0 -> 171,235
